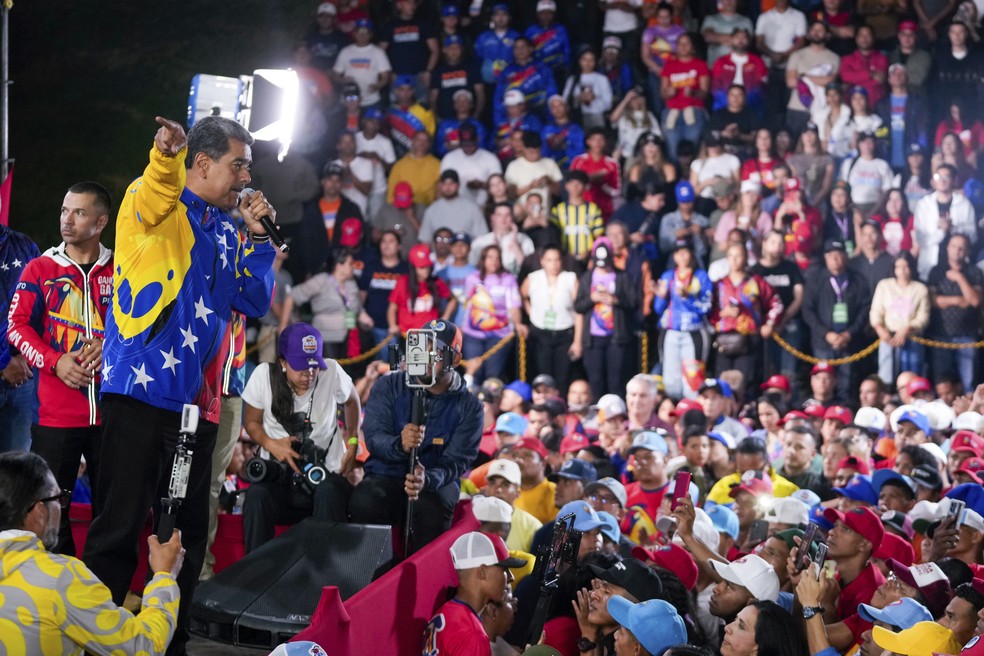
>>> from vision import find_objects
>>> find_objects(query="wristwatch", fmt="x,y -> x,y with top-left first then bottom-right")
802,606 -> 825,619
577,637 -> 597,652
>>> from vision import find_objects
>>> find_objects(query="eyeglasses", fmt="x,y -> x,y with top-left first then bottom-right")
435,236 -> 453,243
38,489 -> 72,510
933,173 -> 952,181
344,95 -> 360,102
588,493 -> 619,507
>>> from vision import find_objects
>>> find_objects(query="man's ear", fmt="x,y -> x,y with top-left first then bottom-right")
192,151 -> 212,178
451,351 -> 462,368
22,500 -> 43,535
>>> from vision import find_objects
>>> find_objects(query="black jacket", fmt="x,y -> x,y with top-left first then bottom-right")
290,195 -> 364,281
574,267 -> 639,345
802,266 -> 871,352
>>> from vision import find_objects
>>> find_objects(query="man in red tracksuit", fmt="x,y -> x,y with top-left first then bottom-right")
7,181 -> 114,556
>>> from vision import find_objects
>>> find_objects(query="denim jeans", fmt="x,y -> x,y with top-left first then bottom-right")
658,329 -> 708,400
371,327 -> 397,362
0,378 -> 38,451
662,108 -> 707,161
878,339 -> 926,383
463,333 -> 514,386
931,336 -> 977,391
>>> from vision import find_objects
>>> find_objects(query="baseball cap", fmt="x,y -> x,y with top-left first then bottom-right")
956,457 -> 984,484
279,323 -> 327,371
809,504 -> 835,532
363,107 -> 384,121
531,374 -> 557,389
503,89 -> 525,106
898,409 -> 931,435
779,410 -> 811,426
487,459 -> 522,486
270,642 -> 328,656
765,497 -> 809,526
833,475 -> 879,506
338,217 -> 362,247
825,405 -> 853,425
699,378 -> 731,398
514,437 -> 548,460
549,458 -> 597,484
629,430 -> 669,456
632,543 -> 699,588
910,465 -> 943,493
823,506 -> 885,545
899,19 -> 918,31
597,394 -> 628,422
522,648 -> 562,656
872,621 -> 962,656
785,177 -> 802,193
858,598 -> 933,630
589,558 -> 663,601
602,35 -> 622,50
871,469 -> 915,497
836,455 -> 871,476
920,442 -> 947,468
823,239 -> 847,253
439,169 -> 460,183
908,142 -> 926,156
774,528 -> 806,552
709,554 -> 780,601
558,500 -> 606,533
494,412 -> 528,436
803,404 -> 827,420
323,162 -> 345,179
471,494 -> 513,523
954,412 -> 984,433
881,509 -> 916,540
887,560 -> 952,618
811,361 -> 835,376
491,2 -> 510,12
393,181 -> 413,209
790,489 -> 822,508
450,231 -> 471,246
740,179 -> 761,195
951,430 -> 984,456
536,0 -> 557,10
441,4 -> 460,16
597,511 -> 621,543
906,376 -> 933,396
316,2 -> 336,15
707,504 -> 740,540
504,380 -> 532,403
729,470 -> 774,498
909,500 -> 940,534
443,33 -> 463,46
671,398 -> 704,417
608,597 -> 687,655
875,532 -> 915,565
854,407 -> 888,433
675,181 -> 695,203
760,374 -> 791,393
354,18 -> 373,31
395,74 -> 415,88
708,431 -> 736,450
408,243 -> 432,267
585,477 -> 628,508
450,531 -> 527,569
559,432 -> 589,454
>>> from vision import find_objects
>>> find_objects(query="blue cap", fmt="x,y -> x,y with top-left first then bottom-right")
945,482 -> 984,517
809,504 -> 834,531
872,469 -> 916,495
557,500 -> 605,532
354,18 -> 373,30
269,642 -> 327,656
441,4 -> 460,16
707,504 -> 740,540
443,34 -> 463,46
708,431 -> 736,450
858,598 -> 932,630
789,489 -> 822,509
491,2 -> 510,13
897,410 -> 931,436
362,107 -> 384,121
675,180 -> 695,203
504,380 -> 532,403
494,411 -> 528,436
597,511 -> 621,543
550,458 -> 598,483
833,474 -> 879,506
607,597 -> 688,656
629,430 -> 669,456
395,74 -> 416,88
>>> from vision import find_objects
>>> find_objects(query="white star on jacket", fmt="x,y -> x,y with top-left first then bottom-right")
160,347 -> 182,374
180,324 -> 199,353
130,363 -> 154,391
101,361 -> 113,385
194,296 -> 214,325
217,232 -> 230,269
11,259 -> 22,268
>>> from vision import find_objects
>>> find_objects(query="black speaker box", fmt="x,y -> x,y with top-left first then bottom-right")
190,519 -> 392,648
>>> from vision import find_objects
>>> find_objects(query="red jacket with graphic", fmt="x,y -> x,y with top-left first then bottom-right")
8,244 -> 113,427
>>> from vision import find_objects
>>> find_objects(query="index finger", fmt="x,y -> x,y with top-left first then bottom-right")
155,116 -> 182,131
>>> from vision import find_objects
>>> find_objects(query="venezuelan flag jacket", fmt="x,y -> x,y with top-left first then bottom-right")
8,242 -> 113,427
101,146 -> 275,424
0,529 -> 179,655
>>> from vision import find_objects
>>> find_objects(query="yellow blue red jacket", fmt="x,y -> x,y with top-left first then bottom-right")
101,146 -> 275,423
0,529 -> 179,654
8,242 -> 113,428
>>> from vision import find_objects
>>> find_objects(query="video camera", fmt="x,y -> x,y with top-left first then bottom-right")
243,412 -> 328,495
527,513 -> 581,645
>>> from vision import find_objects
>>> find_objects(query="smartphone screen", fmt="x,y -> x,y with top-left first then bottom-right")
948,499 -> 966,530
796,522 -> 819,573
813,543 -> 828,580
671,471 -> 692,510
748,519 -> 769,546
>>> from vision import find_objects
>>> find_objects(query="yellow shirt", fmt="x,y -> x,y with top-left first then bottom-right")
387,154 -> 441,206
706,470 -> 800,506
516,479 -> 558,524
509,549 -> 536,586
506,507 -> 542,553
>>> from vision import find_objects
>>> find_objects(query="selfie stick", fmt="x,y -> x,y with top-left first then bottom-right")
158,404 -> 200,542
528,513 -> 580,646
403,329 -> 437,558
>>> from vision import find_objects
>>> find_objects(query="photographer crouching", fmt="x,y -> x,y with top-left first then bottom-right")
240,323 -> 361,553
349,319 -> 482,555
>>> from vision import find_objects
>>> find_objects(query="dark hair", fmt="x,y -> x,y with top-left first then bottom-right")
479,244 -> 506,279
408,264 -> 439,310
682,425 -> 708,446
380,229 -> 403,246
329,247 -> 355,273
652,566 -> 707,645
664,646 -> 714,656
936,162 -> 959,184
67,181 -> 112,217
893,250 -> 918,281
934,372 -> 963,390
676,139 -> 697,159
522,131 -> 542,149
584,127 -> 608,144
681,409 -> 707,431
752,600 -> 809,656
185,116 -> 254,169
757,392 -> 789,421
955,582 -> 984,612
938,557 -> 974,590
898,444 -> 936,469
783,424 -> 817,448
0,452 -> 52,531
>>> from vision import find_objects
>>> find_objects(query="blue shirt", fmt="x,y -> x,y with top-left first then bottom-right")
475,29 -> 520,84
525,23 -> 571,71
890,95 -> 907,169
0,226 -> 40,375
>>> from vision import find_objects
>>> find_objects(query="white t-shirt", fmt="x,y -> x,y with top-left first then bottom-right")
839,156 -> 893,206
242,362 -> 355,473
331,156 -> 378,216
356,131 -> 396,165
755,8 -> 806,68
504,156 -> 564,209
333,43 -> 392,106
691,154 -> 740,198
441,148 -> 503,208
603,0 -> 643,32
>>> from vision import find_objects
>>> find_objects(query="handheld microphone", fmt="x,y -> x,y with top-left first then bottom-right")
241,187 -> 288,253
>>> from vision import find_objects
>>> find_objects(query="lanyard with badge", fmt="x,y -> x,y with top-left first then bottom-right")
830,277 -> 849,325
335,277 -> 357,330
543,276 -> 559,330
833,213 -> 853,253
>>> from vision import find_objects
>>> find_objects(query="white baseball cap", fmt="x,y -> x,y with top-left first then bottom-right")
450,531 -> 527,570
709,554 -> 780,601
672,507 -> 720,552
764,497 -> 809,526
317,2 -> 337,15
536,0 -> 557,11
597,394 -> 628,422
503,89 -> 525,106
487,459 -> 521,486
471,495 -> 513,523
922,401 -> 955,431
270,642 -> 327,656
961,508 -> 984,534
854,407 -> 887,433
740,180 -> 761,195
954,412 -> 984,433
918,442 -> 947,467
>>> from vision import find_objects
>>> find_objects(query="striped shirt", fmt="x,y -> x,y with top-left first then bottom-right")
551,201 -> 604,258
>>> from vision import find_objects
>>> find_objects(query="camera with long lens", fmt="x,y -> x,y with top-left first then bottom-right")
243,412 -> 327,495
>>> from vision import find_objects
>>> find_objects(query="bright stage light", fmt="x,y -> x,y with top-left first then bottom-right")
242,68 -> 300,162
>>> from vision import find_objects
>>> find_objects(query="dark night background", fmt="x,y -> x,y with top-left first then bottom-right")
8,1 -> 315,249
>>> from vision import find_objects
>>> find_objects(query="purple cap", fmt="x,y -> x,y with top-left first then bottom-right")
279,323 -> 327,371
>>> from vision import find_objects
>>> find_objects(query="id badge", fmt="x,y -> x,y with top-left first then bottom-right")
832,302 -> 848,325
543,310 -> 557,330
845,240 -> 854,254
344,310 -> 357,329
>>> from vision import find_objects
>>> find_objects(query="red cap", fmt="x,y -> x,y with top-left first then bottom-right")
408,243 -> 432,268
632,543 -> 699,589
951,431 -> 984,457
559,433 -> 590,454
760,374 -> 791,393
729,470 -> 774,498
824,506 -> 885,546
514,437 -> 548,459
803,404 -> 827,419
906,377 -> 932,396
824,405 -> 853,426
393,181 -> 414,209
835,455 -> 871,476
957,457 -> 984,484
779,410 -> 810,426
338,217 -> 363,247
898,20 -> 918,32
874,532 -> 915,565
672,398 -> 704,417
811,361 -> 835,376
784,177 -> 802,192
